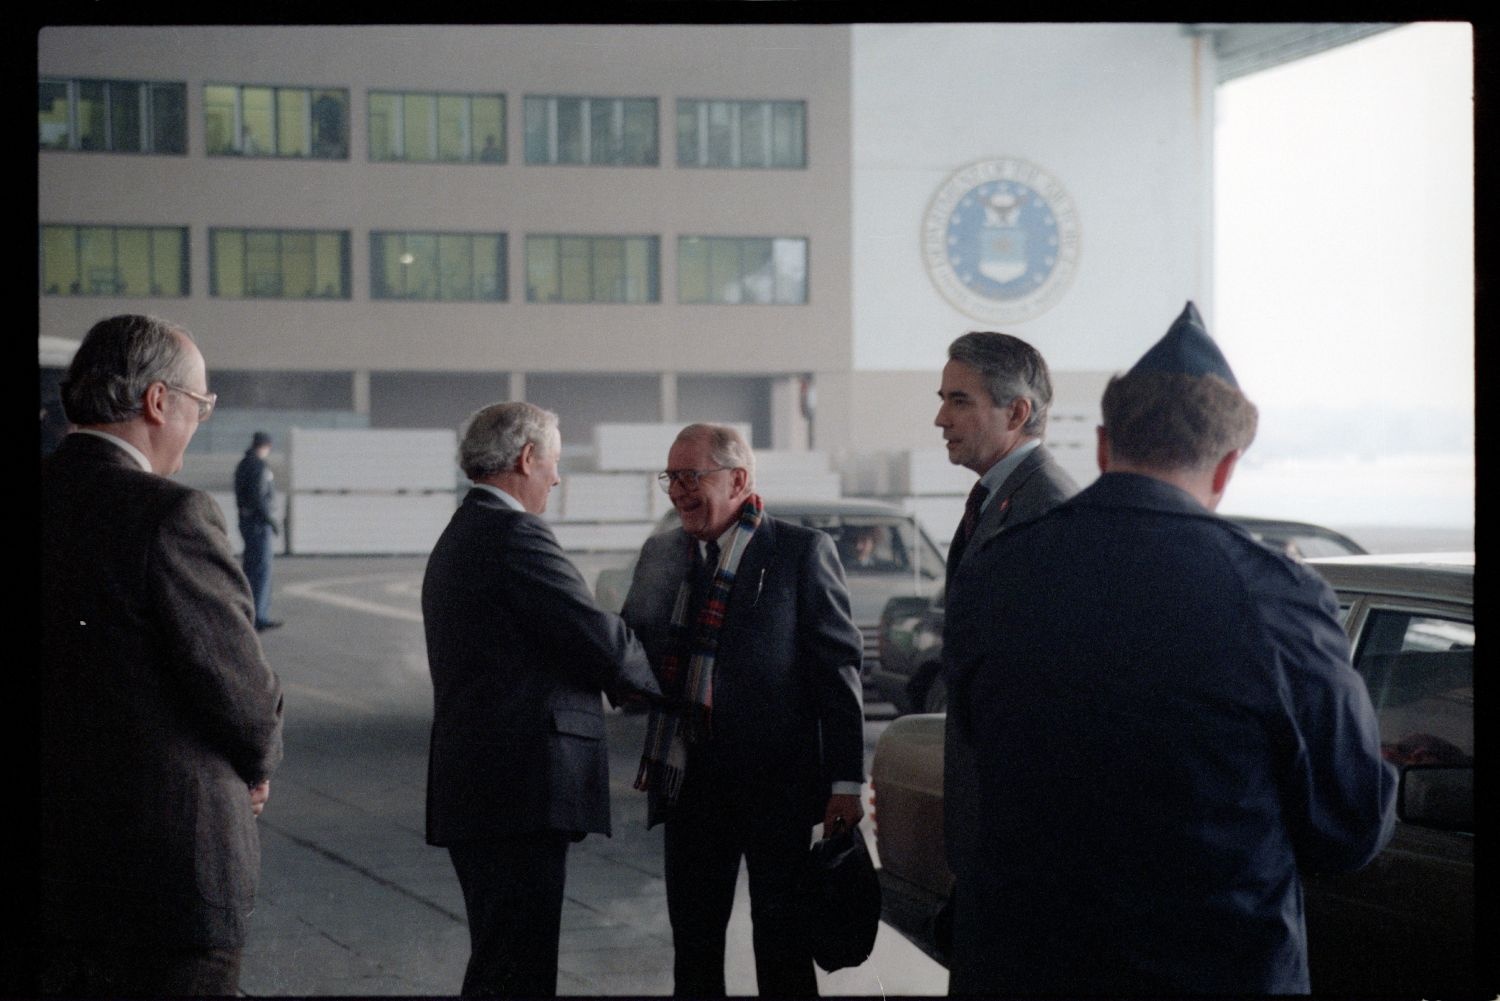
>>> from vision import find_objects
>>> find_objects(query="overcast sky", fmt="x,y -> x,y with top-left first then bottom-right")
1214,22 -> 1473,417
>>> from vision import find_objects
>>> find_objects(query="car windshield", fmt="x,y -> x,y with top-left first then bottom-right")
799,515 -> 944,580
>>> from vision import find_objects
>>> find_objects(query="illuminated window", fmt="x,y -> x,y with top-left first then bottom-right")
39,78 -> 186,154
677,99 -> 805,168
371,232 -> 507,300
210,228 -> 349,299
204,84 -> 348,159
678,237 -> 807,304
368,91 -> 505,163
525,235 -> 659,303
40,225 -> 188,297
523,96 -> 657,166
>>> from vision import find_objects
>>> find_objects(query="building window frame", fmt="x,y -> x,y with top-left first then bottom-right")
523,95 -> 659,166
203,83 -> 349,159
676,98 -> 806,169
525,234 -> 660,303
38,77 -> 187,155
40,223 -> 190,298
367,90 -> 506,163
370,231 -> 508,301
209,227 -> 351,299
677,236 -> 808,304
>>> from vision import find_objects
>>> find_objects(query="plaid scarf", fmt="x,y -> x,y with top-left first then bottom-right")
635,493 -> 764,805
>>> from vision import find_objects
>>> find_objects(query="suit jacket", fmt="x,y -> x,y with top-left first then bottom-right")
945,442 -> 1078,592
942,473 -> 1396,994
40,433 -> 285,948
423,488 -> 659,844
621,517 -> 864,828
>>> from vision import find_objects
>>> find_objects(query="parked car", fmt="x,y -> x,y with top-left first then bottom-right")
872,515 -> 1369,715
594,499 -> 946,685
868,552 -> 1475,995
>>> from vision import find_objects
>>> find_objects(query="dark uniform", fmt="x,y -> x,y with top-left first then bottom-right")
234,435 -> 278,628
943,471 -> 1396,994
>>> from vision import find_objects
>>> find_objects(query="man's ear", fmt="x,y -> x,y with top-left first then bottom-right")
1095,425 -> 1111,474
1007,397 -> 1032,432
516,440 -> 536,475
731,466 -> 750,496
140,382 -> 171,427
1210,448 -> 1241,498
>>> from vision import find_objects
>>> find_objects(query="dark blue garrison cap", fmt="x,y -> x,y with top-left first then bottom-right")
1127,301 -> 1239,388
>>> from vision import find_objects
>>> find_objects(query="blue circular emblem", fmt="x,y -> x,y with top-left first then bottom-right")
923,158 -> 1080,323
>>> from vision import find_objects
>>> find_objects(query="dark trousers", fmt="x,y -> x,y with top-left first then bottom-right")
36,940 -> 242,996
239,521 -> 274,624
664,758 -> 817,997
448,833 -> 571,997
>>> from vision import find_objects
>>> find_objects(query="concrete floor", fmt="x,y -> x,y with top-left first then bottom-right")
239,554 -> 947,996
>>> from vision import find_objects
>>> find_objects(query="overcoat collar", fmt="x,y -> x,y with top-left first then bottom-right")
1072,471 -> 1219,521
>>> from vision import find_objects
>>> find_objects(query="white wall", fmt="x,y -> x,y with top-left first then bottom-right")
851,23 -> 1217,373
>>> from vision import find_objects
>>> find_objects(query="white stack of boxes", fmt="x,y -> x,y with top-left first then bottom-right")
288,428 -> 459,555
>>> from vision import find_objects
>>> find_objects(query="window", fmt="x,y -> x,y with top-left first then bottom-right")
371,231 -> 507,300
525,235 -> 659,302
204,84 -> 348,159
368,91 -> 505,163
39,78 -> 186,154
210,228 -> 350,299
677,99 -> 805,168
40,225 -> 188,296
678,237 -> 807,304
1352,608 -> 1473,767
523,96 -> 657,166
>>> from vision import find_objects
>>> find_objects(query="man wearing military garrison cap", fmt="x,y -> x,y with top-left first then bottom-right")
942,302 -> 1396,995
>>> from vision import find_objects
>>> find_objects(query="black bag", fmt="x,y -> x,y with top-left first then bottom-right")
798,823 -> 882,973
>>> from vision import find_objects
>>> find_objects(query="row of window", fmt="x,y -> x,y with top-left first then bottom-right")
40,225 -> 810,304
40,78 -> 808,168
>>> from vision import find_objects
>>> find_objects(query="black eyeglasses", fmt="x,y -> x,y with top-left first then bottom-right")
657,467 -> 728,492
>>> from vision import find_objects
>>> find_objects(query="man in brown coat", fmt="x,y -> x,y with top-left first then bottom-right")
39,314 -> 285,995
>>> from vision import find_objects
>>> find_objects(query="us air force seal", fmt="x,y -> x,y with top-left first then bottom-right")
922,158 -> 1080,324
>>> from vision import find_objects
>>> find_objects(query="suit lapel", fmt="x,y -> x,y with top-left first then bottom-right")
968,447 -> 1047,555
722,515 -> 775,637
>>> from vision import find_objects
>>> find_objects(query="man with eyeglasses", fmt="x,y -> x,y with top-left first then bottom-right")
38,314 -> 284,996
622,423 -> 864,997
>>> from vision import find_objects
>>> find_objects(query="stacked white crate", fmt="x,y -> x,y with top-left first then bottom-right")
551,471 -> 658,552
753,449 -> 841,502
289,428 -> 459,554
892,447 -> 974,550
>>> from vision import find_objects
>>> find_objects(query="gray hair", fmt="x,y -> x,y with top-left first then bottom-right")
59,314 -> 196,425
459,402 -> 559,481
947,331 -> 1054,436
675,422 -> 755,489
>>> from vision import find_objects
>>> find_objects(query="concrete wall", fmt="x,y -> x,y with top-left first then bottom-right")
850,23 -> 1216,378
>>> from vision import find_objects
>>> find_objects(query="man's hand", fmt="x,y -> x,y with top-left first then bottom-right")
249,780 -> 271,817
822,793 -> 864,840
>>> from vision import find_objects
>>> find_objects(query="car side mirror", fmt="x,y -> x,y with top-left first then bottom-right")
1398,764 -> 1472,832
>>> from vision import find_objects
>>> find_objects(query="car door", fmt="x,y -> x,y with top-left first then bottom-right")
1303,592 -> 1474,995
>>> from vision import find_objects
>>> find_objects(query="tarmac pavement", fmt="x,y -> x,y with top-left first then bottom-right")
239,554 -> 947,996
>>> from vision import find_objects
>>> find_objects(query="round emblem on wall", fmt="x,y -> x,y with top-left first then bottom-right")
922,157 -> 1081,324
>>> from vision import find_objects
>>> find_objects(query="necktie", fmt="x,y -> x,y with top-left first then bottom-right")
950,482 -> 989,568
690,540 -> 720,616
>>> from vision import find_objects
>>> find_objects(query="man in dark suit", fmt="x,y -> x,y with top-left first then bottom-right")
39,314 -> 285,996
935,331 -> 1079,593
934,331 -> 1078,933
234,430 -> 281,630
622,423 -> 865,997
942,303 -> 1396,994
423,402 -> 661,997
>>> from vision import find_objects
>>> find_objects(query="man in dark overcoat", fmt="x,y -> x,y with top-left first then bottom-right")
942,302 -> 1397,994
423,401 -> 660,997
39,314 -> 285,996
622,423 -> 865,997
